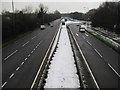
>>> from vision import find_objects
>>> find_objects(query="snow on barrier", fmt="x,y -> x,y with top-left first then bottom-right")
87,28 -> 120,53
44,24 -> 80,88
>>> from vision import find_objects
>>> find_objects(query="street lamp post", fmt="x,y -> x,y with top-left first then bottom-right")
12,0 -> 15,36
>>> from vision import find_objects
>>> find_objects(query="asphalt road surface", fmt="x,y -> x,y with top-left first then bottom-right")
69,23 -> 120,89
2,19 -> 60,88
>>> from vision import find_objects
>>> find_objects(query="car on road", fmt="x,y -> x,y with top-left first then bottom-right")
50,24 -> 53,27
79,25 -> 86,32
79,27 -> 85,32
62,22 -> 65,25
40,24 -> 45,30
48,23 -> 50,25
65,18 -> 67,22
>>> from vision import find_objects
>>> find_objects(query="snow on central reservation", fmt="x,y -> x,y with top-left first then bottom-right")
44,24 -> 80,88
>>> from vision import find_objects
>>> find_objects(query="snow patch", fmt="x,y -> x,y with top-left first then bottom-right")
44,24 -> 80,88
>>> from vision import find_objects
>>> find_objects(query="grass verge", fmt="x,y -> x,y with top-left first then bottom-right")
87,30 -> 120,54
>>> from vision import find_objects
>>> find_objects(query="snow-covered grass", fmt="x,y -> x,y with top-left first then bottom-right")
44,24 -> 80,88
87,28 -> 120,53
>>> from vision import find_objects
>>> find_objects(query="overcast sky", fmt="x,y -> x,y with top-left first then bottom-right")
1,0 -> 119,13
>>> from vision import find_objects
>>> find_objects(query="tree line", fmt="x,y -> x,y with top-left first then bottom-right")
67,1 -> 120,34
2,4 -> 61,43
90,2 -> 120,34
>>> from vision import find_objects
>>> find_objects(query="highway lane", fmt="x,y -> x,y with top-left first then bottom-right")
2,19 -> 60,88
69,23 -> 119,88
3,26 -> 46,60
84,31 -> 120,75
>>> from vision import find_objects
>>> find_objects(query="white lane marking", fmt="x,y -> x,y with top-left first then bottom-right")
30,23 -> 60,90
25,58 -> 28,61
21,62 -> 24,66
28,54 -> 30,57
31,51 -> 34,54
9,73 -> 14,78
32,36 -> 36,40
87,41 -> 92,46
76,33 -> 79,36
4,50 -> 18,60
85,33 -> 89,37
94,49 -> 103,58
108,63 -> 120,78
70,29 -> 100,89
22,41 -> 30,47
1,82 -> 7,88
33,48 -> 36,51
35,46 -> 38,49
82,36 -> 85,39
16,67 -> 20,71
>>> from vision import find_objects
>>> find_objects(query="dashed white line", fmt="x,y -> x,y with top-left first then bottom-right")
9,73 -> 14,78
21,62 -> 24,66
70,29 -> 100,89
22,41 -> 30,47
32,36 -> 36,40
33,48 -> 36,51
85,33 -> 89,37
25,58 -> 28,61
76,33 -> 79,36
94,49 -> 103,58
31,51 -> 34,54
4,50 -> 18,60
87,41 -> 92,46
28,54 -> 30,57
108,63 -> 120,78
1,82 -> 7,88
83,36 -> 85,39
35,46 -> 38,49
16,67 -> 20,71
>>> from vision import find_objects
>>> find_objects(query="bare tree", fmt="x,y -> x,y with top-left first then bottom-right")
38,3 -> 48,14
54,10 -> 60,14
22,5 -> 33,14
38,3 -> 48,24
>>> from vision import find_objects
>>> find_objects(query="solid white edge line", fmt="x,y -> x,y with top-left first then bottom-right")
70,29 -> 100,90
4,50 -> 18,60
108,63 -> 120,78
30,23 -> 61,90
1,82 -> 7,88
94,49 -> 103,58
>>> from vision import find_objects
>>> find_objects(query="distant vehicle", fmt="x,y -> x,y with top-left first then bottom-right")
79,25 -> 86,32
48,23 -> 50,25
50,24 -> 53,27
40,24 -> 45,30
65,18 -> 67,22
79,27 -> 85,32
62,22 -> 65,25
